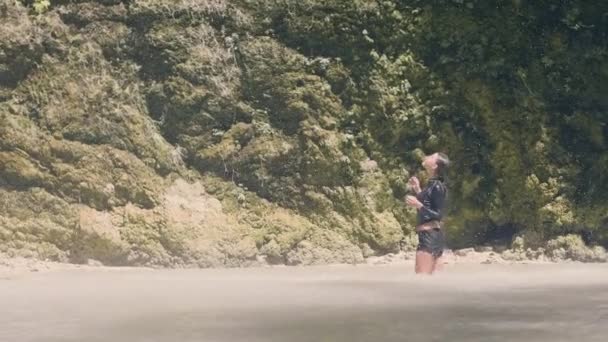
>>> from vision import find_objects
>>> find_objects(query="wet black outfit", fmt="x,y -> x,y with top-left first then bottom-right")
416,177 -> 447,257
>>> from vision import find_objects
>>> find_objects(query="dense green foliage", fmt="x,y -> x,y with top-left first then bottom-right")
1,0 -> 606,266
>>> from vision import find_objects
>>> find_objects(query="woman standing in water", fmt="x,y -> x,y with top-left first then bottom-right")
406,152 -> 450,275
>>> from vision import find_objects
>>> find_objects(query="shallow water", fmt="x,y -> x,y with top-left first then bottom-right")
1,263 -> 607,342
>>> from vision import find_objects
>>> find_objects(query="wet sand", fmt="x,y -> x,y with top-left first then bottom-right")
1,262 -> 607,342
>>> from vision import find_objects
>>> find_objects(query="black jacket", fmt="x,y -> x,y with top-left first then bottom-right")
416,178 -> 447,225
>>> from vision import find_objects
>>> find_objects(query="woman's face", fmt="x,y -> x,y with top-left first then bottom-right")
422,153 -> 438,173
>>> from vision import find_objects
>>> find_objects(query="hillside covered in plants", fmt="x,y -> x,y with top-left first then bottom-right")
1,0 -> 607,266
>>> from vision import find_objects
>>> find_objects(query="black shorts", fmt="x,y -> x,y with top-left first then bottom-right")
417,228 -> 445,258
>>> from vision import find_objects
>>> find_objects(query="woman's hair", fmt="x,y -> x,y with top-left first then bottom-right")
435,152 -> 450,181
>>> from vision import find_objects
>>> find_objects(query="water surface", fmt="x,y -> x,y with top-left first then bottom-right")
1,263 -> 607,342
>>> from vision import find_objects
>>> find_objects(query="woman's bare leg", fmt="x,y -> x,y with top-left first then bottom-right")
432,256 -> 444,273
415,250 -> 434,274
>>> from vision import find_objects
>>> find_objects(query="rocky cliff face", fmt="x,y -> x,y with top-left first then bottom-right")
1,0 -> 606,266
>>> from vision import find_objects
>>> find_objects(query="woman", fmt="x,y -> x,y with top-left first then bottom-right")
405,152 -> 450,275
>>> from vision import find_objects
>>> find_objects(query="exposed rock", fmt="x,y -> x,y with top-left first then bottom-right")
455,248 -> 475,257
1,0 -> 607,268
546,235 -> 608,262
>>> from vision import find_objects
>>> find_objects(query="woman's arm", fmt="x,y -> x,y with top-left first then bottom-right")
408,176 -> 422,195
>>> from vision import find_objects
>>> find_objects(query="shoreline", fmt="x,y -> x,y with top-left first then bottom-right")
2,246 -> 605,279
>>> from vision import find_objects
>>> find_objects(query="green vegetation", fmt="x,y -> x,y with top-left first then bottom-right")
1,0 -> 606,266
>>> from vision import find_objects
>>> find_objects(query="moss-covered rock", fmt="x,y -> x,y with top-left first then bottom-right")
1,0 -> 607,267
546,234 -> 607,263
0,1 -> 42,89
0,188 -> 75,261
